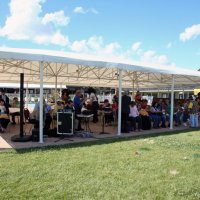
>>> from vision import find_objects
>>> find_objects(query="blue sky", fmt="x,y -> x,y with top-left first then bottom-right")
0,0 -> 200,69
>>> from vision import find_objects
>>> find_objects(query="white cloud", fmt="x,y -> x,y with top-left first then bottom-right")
34,31 -> 69,46
131,42 -> 141,51
70,40 -> 88,52
73,6 -> 99,14
41,10 -> 70,26
0,0 -> 69,46
70,36 -> 121,56
166,42 -> 172,48
87,36 -> 103,50
69,36 -> 172,67
140,50 -> 170,66
90,8 -> 99,14
0,45 -> 8,48
104,42 -> 121,54
70,36 -> 103,52
180,24 -> 200,42
73,6 -> 86,14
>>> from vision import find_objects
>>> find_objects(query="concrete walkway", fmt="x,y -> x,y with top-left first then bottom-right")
0,122 -> 190,150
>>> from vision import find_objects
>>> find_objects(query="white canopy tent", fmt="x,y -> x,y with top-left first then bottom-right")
1,47 -> 200,143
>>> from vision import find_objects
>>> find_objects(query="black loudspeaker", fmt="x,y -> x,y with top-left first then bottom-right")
11,73 -> 32,142
20,73 -> 24,137
57,112 -> 73,135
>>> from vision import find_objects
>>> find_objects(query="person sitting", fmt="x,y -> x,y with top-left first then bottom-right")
129,101 -> 142,131
52,100 -> 65,118
61,89 -> 70,104
34,99 -> 52,131
135,90 -> 142,103
44,102 -> 52,131
150,102 -> 161,128
112,99 -> 118,123
64,100 -> 75,112
10,97 -> 20,125
138,104 -> 151,130
102,99 -> 113,126
174,103 -> 183,126
0,99 -> 10,133
141,99 -> 148,109
156,99 -> 167,128
182,100 -> 189,126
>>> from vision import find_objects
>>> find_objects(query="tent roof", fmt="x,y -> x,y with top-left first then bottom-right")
0,47 -> 200,89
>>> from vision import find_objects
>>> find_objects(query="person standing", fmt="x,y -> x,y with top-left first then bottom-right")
188,96 -> 199,128
129,101 -> 142,131
0,89 -> 10,107
0,99 -> 10,132
10,97 -> 20,124
88,87 -> 99,123
73,90 -> 83,131
121,91 -> 131,133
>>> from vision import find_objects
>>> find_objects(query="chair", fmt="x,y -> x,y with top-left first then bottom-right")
10,111 -> 20,124
23,108 -> 35,135
24,108 -> 30,122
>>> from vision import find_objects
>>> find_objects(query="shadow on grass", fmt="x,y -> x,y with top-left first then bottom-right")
2,128 -> 199,154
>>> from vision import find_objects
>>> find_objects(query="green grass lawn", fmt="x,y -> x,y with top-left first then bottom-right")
0,130 -> 200,200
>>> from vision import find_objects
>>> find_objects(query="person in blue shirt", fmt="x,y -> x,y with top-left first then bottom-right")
73,90 -> 83,131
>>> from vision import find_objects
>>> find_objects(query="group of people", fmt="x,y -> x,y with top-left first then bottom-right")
52,88 -> 100,131
0,89 -> 21,132
1,87 -> 200,135
121,91 -> 200,133
0,98 -> 10,133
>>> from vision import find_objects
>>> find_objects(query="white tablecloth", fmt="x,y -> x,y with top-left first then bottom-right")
9,108 -> 20,114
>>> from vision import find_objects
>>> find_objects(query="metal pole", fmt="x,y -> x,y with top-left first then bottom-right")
55,76 -> 58,102
170,75 -> 175,129
168,88 -> 170,98
39,61 -> 44,143
118,69 -> 122,135
60,83 -> 62,97
26,82 -> 29,108
132,80 -> 135,101
20,73 -> 24,138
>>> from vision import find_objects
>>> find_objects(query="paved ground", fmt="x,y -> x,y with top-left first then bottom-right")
0,120 -> 189,150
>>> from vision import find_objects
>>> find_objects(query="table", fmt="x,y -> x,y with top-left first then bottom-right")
9,107 -> 21,124
9,107 -> 20,114
77,114 -> 94,134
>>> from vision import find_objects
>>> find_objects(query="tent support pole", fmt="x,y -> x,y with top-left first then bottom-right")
26,82 -> 29,108
132,80 -> 135,101
39,61 -> 44,143
60,83 -> 62,97
55,75 -> 58,103
118,69 -> 122,136
170,75 -> 175,130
